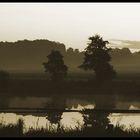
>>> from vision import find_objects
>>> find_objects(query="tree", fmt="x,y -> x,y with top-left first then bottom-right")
79,34 -> 116,83
67,47 -> 74,54
43,50 -> 68,81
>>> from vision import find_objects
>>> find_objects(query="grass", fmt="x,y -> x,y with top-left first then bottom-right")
0,118 -> 139,137
0,119 -> 24,137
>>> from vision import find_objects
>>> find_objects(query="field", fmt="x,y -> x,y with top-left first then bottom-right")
0,72 -> 140,98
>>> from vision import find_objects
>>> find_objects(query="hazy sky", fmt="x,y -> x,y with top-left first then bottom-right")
0,3 -> 140,50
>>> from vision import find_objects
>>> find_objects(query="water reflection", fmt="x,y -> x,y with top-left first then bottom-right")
0,94 -> 139,110
0,112 -> 83,133
9,97 -> 51,108
45,96 -> 66,130
0,111 -> 140,133
0,94 -> 139,133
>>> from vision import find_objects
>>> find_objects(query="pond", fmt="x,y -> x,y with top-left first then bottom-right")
0,94 -> 140,133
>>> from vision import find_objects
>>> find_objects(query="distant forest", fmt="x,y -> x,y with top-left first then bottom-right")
0,39 -> 139,73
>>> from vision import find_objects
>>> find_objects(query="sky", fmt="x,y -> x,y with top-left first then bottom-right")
0,3 -> 140,51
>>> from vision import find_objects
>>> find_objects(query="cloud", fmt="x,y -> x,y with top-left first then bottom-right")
109,39 -> 140,49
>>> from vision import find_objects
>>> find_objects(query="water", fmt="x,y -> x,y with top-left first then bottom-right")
0,95 -> 140,133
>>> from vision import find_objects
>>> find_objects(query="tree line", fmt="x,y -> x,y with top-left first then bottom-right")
0,38 -> 139,73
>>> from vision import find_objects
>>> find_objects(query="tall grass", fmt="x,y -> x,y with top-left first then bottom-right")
0,118 -> 139,137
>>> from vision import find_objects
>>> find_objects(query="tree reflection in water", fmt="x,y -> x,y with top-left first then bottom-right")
45,96 -> 66,130
44,89 -> 116,133
82,91 -> 116,131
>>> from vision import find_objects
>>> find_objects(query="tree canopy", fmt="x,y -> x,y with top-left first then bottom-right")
43,50 -> 68,81
79,34 -> 116,83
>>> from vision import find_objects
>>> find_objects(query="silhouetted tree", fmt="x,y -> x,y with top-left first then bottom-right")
79,34 -> 116,84
74,49 -> 80,54
43,50 -> 68,82
67,47 -> 74,55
